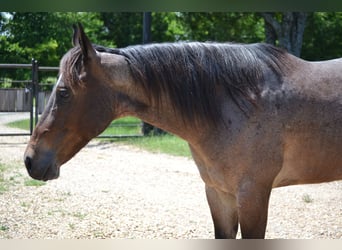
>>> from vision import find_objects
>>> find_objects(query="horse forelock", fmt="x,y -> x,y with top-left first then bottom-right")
59,46 -> 84,91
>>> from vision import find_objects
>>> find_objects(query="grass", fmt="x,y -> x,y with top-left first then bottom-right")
72,212 -> 87,220
0,225 -> 9,232
0,160 -> 45,194
20,202 -> 30,208
110,134 -> 191,157
24,178 -> 46,187
0,185 -> 7,194
6,118 -> 30,131
0,163 -> 9,194
302,193 -> 314,203
99,116 -> 141,136
7,117 -> 192,157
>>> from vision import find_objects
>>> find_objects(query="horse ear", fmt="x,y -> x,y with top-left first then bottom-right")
72,23 -> 96,60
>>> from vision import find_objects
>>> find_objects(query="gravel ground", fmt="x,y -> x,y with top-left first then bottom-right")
0,116 -> 341,239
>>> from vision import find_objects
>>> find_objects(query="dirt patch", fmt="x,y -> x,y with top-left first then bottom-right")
0,135 -> 341,239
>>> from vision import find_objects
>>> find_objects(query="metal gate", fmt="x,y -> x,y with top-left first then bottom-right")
0,59 -> 58,136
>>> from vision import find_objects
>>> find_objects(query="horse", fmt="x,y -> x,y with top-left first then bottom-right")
24,24 -> 342,239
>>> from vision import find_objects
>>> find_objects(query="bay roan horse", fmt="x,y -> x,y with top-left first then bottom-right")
24,24 -> 342,239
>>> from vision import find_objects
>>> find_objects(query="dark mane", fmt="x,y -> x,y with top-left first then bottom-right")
95,42 -> 287,127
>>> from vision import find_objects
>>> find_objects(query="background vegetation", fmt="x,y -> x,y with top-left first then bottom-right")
1,12 -> 342,87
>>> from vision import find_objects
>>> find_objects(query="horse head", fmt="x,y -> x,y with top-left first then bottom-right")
23,24 -> 131,180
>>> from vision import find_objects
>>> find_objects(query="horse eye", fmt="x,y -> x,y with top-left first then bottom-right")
58,88 -> 70,99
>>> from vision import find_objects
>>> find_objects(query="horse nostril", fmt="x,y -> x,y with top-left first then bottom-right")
24,156 -> 32,173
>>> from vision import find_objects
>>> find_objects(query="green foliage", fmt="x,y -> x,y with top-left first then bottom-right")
2,13 -> 70,65
179,12 -> 265,43
1,12 -> 342,88
0,12 -> 265,68
153,12 -> 186,42
100,12 -> 143,47
0,12 -> 106,87
302,12 -> 342,60
99,12 -> 184,47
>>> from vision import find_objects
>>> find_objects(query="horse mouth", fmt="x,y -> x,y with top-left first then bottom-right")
41,165 -> 60,181
24,156 -> 60,181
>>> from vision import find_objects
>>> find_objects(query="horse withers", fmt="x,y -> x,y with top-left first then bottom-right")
24,24 -> 342,238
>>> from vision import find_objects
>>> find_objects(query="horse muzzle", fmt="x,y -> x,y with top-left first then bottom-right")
24,147 -> 60,181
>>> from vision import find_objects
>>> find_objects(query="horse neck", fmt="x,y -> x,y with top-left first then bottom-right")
127,95 -> 201,142
99,52 -> 205,143
118,88 -> 204,142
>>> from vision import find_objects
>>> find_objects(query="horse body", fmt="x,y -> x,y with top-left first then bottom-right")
186,55 -> 342,238
24,24 -> 342,239
275,57 -> 342,186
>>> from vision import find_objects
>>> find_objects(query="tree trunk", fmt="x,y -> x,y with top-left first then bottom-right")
264,20 -> 277,45
261,12 -> 308,57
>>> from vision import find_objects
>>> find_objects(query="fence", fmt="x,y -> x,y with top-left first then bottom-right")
37,91 -> 51,114
0,88 -> 31,112
1,61 -> 34,135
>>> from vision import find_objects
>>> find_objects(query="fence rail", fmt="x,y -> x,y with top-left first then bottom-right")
0,64 -> 59,71
0,63 -> 32,69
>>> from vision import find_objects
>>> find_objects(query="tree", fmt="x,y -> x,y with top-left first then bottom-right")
301,12 -> 342,60
2,11 -> 342,86
0,12 -> 105,85
3,12 -> 105,65
179,12 -> 264,43
3,13 -> 68,65
99,12 -> 184,48
261,12 -> 308,57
